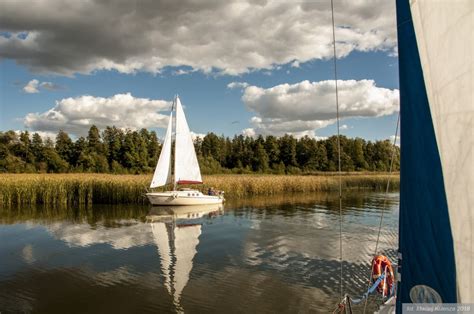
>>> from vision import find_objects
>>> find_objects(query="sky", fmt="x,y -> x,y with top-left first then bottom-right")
0,0 -> 400,141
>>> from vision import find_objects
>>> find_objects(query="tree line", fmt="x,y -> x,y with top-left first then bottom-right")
0,126 -> 399,174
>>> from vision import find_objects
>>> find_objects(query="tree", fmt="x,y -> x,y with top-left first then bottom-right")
252,142 -> 269,172
121,131 -> 139,170
312,141 -> 329,171
43,147 -> 69,172
55,130 -> 73,164
87,125 -> 106,155
103,126 -> 124,166
296,135 -> 314,169
72,137 -> 87,169
31,133 -> 44,162
202,133 -> 223,163
147,130 -> 160,167
0,127 -> 401,174
279,134 -> 298,167
135,130 -> 150,172
351,138 -> 369,170
264,135 -> 280,169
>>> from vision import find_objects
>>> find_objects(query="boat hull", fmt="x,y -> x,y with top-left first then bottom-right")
146,191 -> 224,206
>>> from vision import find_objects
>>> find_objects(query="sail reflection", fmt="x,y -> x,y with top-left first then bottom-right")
147,204 -> 224,310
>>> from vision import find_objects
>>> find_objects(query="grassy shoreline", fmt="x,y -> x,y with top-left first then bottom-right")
0,173 -> 399,207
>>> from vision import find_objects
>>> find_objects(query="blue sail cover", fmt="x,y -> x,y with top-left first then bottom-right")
396,0 -> 457,308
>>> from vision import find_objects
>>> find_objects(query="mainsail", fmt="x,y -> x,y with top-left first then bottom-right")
174,97 -> 202,185
150,112 -> 173,188
396,0 -> 473,307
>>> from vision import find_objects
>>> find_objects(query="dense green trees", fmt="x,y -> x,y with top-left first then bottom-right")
0,126 -> 399,174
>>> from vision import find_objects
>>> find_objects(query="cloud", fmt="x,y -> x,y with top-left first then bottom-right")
47,221 -> 153,249
0,1 -> 397,76
24,93 -> 171,137
242,128 -> 256,137
172,68 -> 196,76
39,81 -> 62,91
340,124 -> 349,130
241,79 -> 399,137
23,79 -> 62,93
23,79 -> 39,93
290,60 -> 300,68
15,130 -> 57,142
227,82 -> 249,89
190,131 -> 206,140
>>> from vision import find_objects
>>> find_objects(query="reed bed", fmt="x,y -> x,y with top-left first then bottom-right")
0,173 -> 399,207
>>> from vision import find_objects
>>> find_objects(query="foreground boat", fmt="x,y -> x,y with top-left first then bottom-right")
146,96 -> 224,206
333,1 -> 472,312
395,0 -> 473,308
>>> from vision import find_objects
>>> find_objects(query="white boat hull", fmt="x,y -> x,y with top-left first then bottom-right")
146,190 -> 224,206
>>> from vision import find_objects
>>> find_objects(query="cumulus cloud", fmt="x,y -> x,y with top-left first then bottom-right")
227,82 -> 249,89
23,79 -> 39,93
241,79 -> 399,137
290,60 -> 300,68
15,130 -> 57,142
190,131 -> 206,140
24,93 -> 171,137
23,79 -> 61,93
0,1 -> 396,76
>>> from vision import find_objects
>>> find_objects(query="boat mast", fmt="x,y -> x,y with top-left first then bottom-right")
172,95 -> 177,191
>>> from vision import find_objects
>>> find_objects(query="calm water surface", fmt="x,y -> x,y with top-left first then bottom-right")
0,191 -> 398,313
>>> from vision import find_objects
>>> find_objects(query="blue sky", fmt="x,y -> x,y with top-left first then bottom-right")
0,1 -> 399,141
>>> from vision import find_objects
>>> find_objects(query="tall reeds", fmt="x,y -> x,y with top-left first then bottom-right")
0,173 -> 399,207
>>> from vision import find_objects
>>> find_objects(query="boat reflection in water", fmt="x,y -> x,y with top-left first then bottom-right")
146,204 -> 224,311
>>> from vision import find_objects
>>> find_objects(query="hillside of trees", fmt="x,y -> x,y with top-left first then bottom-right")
0,126 -> 399,174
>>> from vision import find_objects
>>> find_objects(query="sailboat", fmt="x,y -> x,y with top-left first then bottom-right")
147,204 -> 224,311
394,0 -> 473,308
331,1 -> 472,312
146,96 -> 224,206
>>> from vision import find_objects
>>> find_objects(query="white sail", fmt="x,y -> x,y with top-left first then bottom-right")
150,112 -> 173,188
410,0 -> 473,302
174,97 -> 202,185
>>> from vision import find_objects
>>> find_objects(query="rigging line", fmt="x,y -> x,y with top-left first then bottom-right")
362,111 -> 400,313
330,0 -> 343,301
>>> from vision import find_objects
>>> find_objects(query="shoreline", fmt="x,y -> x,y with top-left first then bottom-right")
0,173 -> 399,207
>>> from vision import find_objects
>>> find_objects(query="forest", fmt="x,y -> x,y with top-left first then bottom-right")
0,126 -> 399,174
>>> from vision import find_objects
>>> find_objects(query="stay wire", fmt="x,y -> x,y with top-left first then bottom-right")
330,0 -> 343,301
362,112 -> 400,313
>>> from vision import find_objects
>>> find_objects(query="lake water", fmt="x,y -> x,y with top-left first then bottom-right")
0,191 -> 398,313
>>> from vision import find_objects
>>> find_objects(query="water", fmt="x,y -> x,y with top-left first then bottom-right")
0,191 -> 399,313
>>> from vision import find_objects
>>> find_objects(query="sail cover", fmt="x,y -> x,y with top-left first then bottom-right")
174,97 -> 203,185
150,112 -> 173,188
396,0 -> 473,307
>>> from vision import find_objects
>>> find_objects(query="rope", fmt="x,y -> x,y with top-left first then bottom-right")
330,0 -> 343,301
351,272 -> 386,304
362,112 -> 400,313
